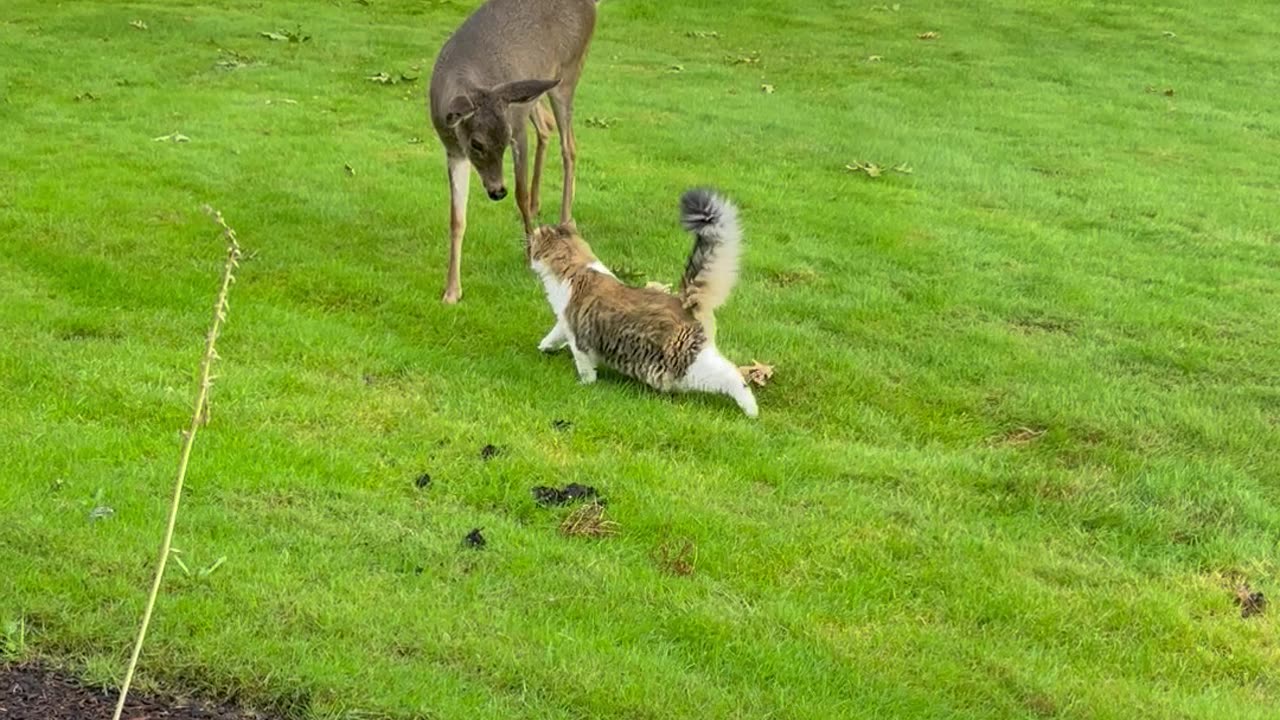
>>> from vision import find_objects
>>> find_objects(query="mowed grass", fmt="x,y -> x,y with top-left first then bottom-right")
2,0 -> 1279,717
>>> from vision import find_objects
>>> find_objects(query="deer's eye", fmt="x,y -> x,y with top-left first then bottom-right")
469,139 -> 485,153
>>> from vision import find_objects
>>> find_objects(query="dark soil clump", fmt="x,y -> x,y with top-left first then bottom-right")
0,663 -> 275,719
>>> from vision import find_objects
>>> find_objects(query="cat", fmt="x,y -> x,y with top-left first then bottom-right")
527,188 -> 758,417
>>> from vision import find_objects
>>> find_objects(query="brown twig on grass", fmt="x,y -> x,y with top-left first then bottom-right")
112,207 -> 242,720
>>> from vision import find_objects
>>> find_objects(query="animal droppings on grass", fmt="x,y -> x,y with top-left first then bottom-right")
74,92 -> 97,102
559,502 -> 619,538
551,418 -> 573,431
668,64 -> 685,73
463,528 -> 487,548
918,31 -> 940,40
739,361 -> 775,387
1235,584 -> 1266,618
414,473 -> 432,490
1145,86 -> 1175,97
728,52 -> 761,65
653,538 -> 697,576
532,483 -> 598,507
479,444 -> 502,460
1162,31 -> 1178,39
761,84 -> 775,94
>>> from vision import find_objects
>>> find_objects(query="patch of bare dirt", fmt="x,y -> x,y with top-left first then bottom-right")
0,663 -> 275,720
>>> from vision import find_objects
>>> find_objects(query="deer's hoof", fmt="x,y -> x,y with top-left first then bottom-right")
441,287 -> 462,305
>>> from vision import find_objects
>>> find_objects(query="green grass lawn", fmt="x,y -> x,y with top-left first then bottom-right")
2,0 -> 1279,717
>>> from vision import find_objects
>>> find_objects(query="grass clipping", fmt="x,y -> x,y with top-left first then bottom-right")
559,502 -> 620,539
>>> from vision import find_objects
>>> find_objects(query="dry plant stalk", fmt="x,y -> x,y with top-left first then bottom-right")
112,206 -> 242,720
559,501 -> 620,538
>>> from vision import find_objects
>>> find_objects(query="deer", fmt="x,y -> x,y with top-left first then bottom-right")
428,0 -> 599,304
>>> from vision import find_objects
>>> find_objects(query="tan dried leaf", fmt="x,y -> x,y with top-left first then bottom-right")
846,161 -> 883,178
738,360 -> 775,387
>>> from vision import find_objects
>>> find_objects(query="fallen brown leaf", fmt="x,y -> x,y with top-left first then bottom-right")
739,360 -> 774,387
846,161 -> 883,178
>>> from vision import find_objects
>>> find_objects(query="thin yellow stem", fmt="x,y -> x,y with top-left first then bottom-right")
112,207 -> 241,720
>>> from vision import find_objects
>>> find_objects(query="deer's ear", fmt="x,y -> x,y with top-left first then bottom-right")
493,78 -> 560,105
444,95 -> 475,128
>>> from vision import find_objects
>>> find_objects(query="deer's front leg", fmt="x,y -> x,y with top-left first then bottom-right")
442,154 -> 470,304
548,93 -> 577,226
529,102 -> 553,218
511,117 -> 534,237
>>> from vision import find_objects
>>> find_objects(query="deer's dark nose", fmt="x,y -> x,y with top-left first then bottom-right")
488,186 -> 507,201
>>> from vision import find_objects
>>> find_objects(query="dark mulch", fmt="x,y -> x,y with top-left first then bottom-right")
0,663 -> 273,720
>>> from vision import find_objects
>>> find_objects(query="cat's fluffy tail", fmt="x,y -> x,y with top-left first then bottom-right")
678,188 -> 742,328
